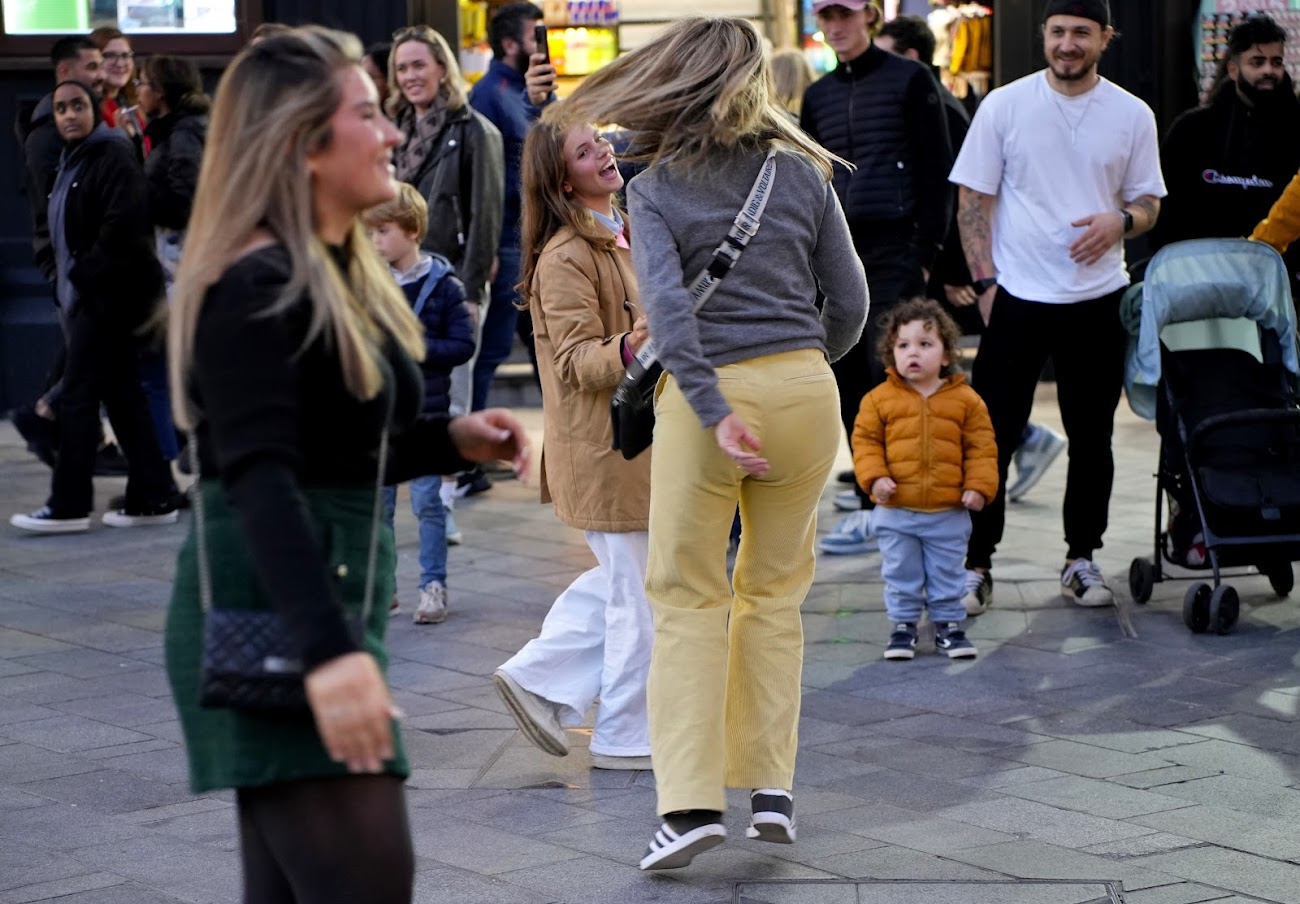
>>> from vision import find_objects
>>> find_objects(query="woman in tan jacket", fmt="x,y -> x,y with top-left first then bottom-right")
491,106 -> 655,770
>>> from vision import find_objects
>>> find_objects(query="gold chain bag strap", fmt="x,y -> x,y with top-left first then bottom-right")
190,423 -> 390,711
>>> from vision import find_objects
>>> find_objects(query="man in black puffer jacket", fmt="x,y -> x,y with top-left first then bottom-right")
801,0 -> 954,555
1152,14 -> 1300,285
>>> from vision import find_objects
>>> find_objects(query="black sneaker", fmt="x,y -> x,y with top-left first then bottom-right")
934,622 -> 978,659
640,810 -> 726,871
109,488 -> 190,513
746,789 -> 795,843
962,570 -> 993,616
836,469 -> 856,485
102,499 -> 180,528
93,443 -> 130,477
453,465 -> 492,498
884,623 -> 918,661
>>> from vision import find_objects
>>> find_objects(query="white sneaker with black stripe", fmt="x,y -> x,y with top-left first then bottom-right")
639,817 -> 726,870
1061,558 -> 1115,607
746,789 -> 795,843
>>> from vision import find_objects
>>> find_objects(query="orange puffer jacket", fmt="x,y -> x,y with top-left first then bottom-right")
852,369 -> 999,512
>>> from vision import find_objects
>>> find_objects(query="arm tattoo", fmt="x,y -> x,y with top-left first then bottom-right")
958,187 -> 996,281
1127,196 -> 1161,236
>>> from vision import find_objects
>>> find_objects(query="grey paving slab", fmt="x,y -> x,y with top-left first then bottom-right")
9,648 -> 152,680
1110,766 -> 1228,790
944,840 -> 1180,891
46,692 -> 179,728
1175,713 -> 1300,757
0,803 -> 151,852
1128,804 -> 1300,860
411,865 -> 554,904
872,713 -> 1053,752
0,872 -> 127,904
0,714 -> 154,752
1080,834 -> 1205,858
1127,848 -> 1300,904
936,796 -> 1158,848
68,834 -> 243,904
991,739 -> 1182,779
413,820 -> 586,875
1120,882 -> 1251,904
805,846 -> 1011,881
1149,774 -> 1300,821
0,742 -> 100,783
0,840 -> 102,893
997,775 -> 1196,819
16,768 -> 193,814
1160,739 -> 1300,786
799,802 -> 1018,853
426,788 -> 615,836
9,885 -> 186,904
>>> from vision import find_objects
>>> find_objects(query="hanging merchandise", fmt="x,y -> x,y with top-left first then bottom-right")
941,3 -> 992,99
1197,3 -> 1300,104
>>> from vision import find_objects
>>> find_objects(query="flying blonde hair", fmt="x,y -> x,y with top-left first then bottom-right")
770,48 -> 815,117
167,25 -> 424,430
562,17 -> 840,180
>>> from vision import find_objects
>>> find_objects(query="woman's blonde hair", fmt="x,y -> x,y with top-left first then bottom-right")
168,25 -> 424,430
517,106 -> 625,309
563,17 -> 839,180
770,48 -> 814,117
386,26 -> 468,119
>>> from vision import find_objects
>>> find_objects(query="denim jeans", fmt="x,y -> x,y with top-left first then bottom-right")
873,506 -> 971,625
382,475 -> 447,588
471,245 -> 521,411
137,347 -> 178,461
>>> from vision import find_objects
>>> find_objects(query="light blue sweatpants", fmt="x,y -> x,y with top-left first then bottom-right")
872,506 -> 971,625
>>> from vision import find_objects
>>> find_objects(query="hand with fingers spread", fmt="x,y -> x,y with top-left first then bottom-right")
1069,210 -> 1125,266
715,413 -> 768,478
305,652 -> 401,774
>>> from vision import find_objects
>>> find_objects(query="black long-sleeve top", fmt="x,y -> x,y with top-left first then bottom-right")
191,245 -> 469,669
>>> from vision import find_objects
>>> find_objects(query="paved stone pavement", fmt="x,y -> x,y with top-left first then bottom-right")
3,388 -> 1300,904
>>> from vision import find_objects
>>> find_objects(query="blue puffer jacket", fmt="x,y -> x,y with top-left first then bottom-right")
399,254 -> 476,416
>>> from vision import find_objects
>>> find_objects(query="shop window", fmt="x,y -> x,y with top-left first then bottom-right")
3,0 -> 236,34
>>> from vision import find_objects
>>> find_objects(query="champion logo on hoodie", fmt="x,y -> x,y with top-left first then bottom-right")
1202,169 -> 1275,190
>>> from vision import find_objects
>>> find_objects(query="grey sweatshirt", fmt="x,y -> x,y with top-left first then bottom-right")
628,146 -> 869,427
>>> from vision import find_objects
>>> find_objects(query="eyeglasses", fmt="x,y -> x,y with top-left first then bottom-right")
102,51 -> 135,63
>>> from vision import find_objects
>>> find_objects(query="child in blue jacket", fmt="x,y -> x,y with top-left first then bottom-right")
366,183 -> 475,623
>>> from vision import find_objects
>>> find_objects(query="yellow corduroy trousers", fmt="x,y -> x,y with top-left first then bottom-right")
646,348 -> 840,815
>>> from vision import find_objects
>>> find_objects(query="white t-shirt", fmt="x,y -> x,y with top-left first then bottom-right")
949,71 -> 1167,304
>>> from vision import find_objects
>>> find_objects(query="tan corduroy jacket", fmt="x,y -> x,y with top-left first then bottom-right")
530,225 -> 651,532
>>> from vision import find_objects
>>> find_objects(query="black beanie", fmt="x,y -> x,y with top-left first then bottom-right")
1042,0 -> 1110,28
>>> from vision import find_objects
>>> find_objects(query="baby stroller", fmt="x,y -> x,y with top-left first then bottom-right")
1124,238 -> 1300,634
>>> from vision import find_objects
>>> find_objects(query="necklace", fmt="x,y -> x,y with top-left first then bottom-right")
1049,78 -> 1099,146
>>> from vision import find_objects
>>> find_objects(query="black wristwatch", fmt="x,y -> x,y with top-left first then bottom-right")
973,277 -> 997,295
1120,208 -> 1135,235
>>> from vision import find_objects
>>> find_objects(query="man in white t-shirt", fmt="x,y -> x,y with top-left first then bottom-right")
949,0 -> 1166,613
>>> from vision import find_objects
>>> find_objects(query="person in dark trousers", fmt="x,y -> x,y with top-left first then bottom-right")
877,14 -> 1066,510
800,0 -> 954,557
951,0 -> 1166,613
10,81 -> 177,534
1153,14 -> 1300,285
468,2 -> 557,420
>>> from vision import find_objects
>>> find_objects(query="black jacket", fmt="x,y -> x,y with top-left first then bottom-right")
1152,78 -> 1300,257
41,131 -> 164,327
394,104 -> 504,303
932,80 -> 972,291
800,43 -> 954,270
19,93 -> 63,283
401,255 -> 475,417
143,107 -> 208,231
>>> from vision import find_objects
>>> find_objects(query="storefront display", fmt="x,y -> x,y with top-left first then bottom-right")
2,0 -> 236,33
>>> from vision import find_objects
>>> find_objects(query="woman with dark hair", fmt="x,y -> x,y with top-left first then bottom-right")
10,80 -> 177,534
362,41 -> 392,111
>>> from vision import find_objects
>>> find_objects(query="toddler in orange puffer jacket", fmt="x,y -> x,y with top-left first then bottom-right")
852,298 -> 998,661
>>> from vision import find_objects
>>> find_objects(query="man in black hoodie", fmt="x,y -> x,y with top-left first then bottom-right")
801,0 -> 954,556
1153,14 -> 1300,281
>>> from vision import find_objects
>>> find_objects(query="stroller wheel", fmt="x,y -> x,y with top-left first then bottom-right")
1128,558 -> 1155,604
1208,585 -> 1240,635
1183,583 -> 1211,633
1264,562 -> 1294,598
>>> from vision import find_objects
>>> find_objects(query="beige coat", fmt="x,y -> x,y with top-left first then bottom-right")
531,226 -> 651,532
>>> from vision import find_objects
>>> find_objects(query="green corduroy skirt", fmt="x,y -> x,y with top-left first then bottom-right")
165,481 -> 408,793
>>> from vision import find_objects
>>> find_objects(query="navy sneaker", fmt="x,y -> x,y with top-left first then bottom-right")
884,623 -> 918,661
934,622 -> 978,659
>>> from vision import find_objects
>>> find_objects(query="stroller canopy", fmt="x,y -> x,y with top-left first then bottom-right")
1124,238 -> 1300,420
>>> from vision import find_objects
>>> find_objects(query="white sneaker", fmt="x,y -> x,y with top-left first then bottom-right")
1061,559 -> 1115,607
962,569 -> 993,616
10,507 -> 90,534
1007,424 -> 1066,502
414,580 -> 448,624
833,489 -> 861,512
817,509 -> 879,556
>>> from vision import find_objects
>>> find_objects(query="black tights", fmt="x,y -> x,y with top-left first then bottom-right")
237,774 -> 413,904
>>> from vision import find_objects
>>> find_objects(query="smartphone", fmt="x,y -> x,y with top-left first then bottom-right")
534,23 -> 550,64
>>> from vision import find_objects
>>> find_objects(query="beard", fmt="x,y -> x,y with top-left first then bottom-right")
1047,47 -> 1102,82
513,46 -> 531,73
1238,75 -> 1288,108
